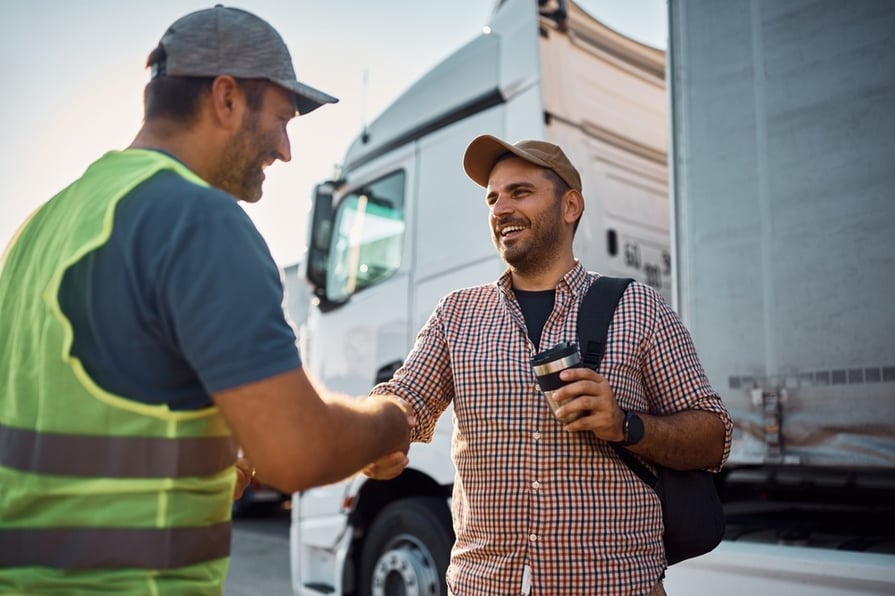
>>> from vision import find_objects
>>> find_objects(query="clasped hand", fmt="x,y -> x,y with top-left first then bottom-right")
550,367 -> 625,443
362,395 -> 416,480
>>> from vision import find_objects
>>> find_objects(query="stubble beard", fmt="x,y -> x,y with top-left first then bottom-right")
213,111 -> 267,202
495,204 -> 564,278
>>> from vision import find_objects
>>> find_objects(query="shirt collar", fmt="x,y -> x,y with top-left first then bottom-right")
496,260 -> 589,298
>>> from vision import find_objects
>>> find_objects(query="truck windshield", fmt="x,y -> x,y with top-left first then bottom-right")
326,171 -> 406,302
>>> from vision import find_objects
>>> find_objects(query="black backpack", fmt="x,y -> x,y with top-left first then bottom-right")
577,276 -> 725,566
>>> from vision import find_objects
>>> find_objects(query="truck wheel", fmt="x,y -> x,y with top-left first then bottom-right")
359,497 -> 453,596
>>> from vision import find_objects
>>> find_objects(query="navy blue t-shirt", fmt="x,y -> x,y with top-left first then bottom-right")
58,168 -> 301,411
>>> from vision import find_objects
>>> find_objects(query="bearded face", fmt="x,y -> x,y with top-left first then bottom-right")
491,192 -> 565,275
210,84 -> 294,203
486,158 -> 568,278
214,110 -> 279,202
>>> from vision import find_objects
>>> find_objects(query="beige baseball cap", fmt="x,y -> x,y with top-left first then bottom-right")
151,5 -> 338,115
463,134 -> 582,192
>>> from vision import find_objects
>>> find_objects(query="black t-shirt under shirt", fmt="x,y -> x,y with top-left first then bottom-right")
513,288 -> 556,348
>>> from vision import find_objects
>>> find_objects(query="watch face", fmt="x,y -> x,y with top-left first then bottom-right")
626,412 -> 644,445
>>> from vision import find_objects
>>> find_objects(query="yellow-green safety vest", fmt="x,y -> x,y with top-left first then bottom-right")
0,149 -> 238,595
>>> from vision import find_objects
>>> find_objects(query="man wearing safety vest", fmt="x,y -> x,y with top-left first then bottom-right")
0,6 -> 413,594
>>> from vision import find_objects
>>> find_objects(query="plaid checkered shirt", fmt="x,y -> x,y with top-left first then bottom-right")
372,262 -> 733,595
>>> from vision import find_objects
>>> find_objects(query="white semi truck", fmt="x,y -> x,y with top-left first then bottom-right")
290,0 -> 895,594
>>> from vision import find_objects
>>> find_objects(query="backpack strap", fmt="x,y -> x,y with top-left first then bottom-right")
577,276 -> 634,370
577,276 -> 659,489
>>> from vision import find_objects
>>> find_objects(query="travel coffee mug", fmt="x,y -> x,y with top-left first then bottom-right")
530,341 -> 584,422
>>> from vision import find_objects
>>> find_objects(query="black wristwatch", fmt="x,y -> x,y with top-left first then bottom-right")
617,410 -> 644,447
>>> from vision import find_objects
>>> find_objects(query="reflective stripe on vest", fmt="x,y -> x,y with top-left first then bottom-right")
0,524 -> 230,570
0,423 -> 237,478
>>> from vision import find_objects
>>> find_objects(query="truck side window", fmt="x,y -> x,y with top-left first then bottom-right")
327,171 -> 406,302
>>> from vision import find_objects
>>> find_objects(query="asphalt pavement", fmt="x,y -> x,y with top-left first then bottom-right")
225,505 -> 293,595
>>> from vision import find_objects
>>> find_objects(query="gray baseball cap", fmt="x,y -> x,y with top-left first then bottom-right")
152,5 -> 338,115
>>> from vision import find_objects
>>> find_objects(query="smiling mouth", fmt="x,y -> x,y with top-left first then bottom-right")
499,225 -> 526,238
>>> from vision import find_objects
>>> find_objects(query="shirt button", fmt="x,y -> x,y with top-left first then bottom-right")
529,533 -> 538,542
533,432 -> 541,441
532,481 -> 541,490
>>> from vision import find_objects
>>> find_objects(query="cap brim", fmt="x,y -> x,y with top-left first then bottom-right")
463,134 -> 555,188
275,79 -> 339,115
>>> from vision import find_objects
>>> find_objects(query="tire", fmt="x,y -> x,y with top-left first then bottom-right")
358,497 -> 454,596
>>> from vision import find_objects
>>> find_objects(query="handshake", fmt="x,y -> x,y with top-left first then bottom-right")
361,395 -> 417,480
232,389 -> 416,498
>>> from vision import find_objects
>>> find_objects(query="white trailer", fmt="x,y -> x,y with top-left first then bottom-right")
291,1 -> 669,594
664,0 -> 895,593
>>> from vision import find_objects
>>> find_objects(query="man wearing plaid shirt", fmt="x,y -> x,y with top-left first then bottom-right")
366,134 -> 733,595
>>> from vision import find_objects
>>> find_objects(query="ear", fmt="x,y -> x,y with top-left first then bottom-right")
563,189 -> 585,226
208,75 -> 246,130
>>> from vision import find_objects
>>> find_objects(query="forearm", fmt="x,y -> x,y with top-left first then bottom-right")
625,409 -> 726,470
308,395 -> 410,484
215,368 -> 410,494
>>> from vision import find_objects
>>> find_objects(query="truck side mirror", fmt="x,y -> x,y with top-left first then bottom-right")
306,182 -> 337,295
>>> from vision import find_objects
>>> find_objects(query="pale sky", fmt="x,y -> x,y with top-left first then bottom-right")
0,0 -> 666,267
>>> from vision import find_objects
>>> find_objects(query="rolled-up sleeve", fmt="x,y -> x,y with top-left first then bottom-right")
642,286 -> 733,470
371,299 -> 455,443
